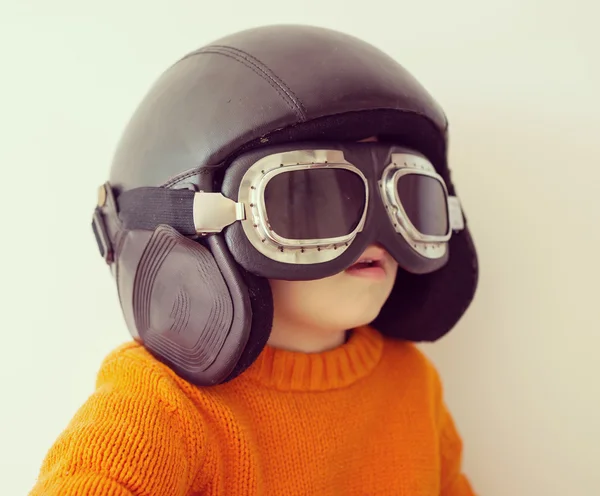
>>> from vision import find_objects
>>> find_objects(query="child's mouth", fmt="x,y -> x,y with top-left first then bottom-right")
345,248 -> 388,280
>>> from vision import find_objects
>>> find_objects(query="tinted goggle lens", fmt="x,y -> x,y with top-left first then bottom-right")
396,174 -> 449,237
263,168 -> 366,240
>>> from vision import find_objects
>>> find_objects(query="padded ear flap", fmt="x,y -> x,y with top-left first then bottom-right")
116,225 -> 272,386
215,238 -> 274,383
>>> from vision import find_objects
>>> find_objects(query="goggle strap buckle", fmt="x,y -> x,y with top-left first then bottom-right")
448,196 -> 465,231
193,192 -> 246,235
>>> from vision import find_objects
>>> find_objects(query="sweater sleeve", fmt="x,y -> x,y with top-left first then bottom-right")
29,344 -> 208,496
425,358 -> 476,496
438,400 -> 476,496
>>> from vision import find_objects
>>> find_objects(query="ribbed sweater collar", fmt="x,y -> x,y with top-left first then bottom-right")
243,326 -> 384,391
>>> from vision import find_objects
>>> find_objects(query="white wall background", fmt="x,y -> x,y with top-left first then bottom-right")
1,1 -> 598,494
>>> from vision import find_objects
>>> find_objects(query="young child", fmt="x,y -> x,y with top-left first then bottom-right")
31,25 -> 479,495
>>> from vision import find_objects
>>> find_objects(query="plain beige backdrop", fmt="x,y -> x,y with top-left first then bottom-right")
1,1 -> 598,495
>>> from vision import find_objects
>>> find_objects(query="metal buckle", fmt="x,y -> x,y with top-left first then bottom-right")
448,196 -> 465,231
92,207 -> 113,263
192,192 -> 246,235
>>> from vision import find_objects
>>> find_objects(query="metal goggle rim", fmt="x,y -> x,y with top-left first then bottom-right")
239,150 -> 369,264
379,153 -> 451,259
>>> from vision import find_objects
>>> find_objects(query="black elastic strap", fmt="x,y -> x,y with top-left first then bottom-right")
117,187 -> 196,235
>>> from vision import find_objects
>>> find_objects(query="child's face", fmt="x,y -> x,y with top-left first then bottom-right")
268,244 -> 398,338
266,137 -> 399,350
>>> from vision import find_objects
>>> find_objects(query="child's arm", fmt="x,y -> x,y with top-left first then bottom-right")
427,356 -> 476,496
439,400 -> 476,496
29,344 -> 207,496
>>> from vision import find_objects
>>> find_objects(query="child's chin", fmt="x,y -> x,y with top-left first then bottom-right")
333,310 -> 380,331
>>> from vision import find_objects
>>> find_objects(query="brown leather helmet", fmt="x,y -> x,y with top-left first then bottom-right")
92,25 -> 478,386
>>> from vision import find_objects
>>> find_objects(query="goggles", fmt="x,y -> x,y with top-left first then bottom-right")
117,142 -> 464,279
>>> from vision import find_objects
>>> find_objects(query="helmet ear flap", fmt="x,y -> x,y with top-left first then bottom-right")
222,261 -> 274,383
373,227 -> 478,342
116,225 -> 267,386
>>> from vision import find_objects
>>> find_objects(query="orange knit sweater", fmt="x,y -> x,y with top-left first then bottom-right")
30,326 -> 475,495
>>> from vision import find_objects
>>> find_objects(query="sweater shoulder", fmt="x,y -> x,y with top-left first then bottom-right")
95,341 -> 205,409
380,335 -> 438,371
378,335 -> 443,395
97,341 -> 174,383
30,342 -> 213,495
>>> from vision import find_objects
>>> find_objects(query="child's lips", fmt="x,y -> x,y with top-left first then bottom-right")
345,247 -> 388,279
345,263 -> 387,280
